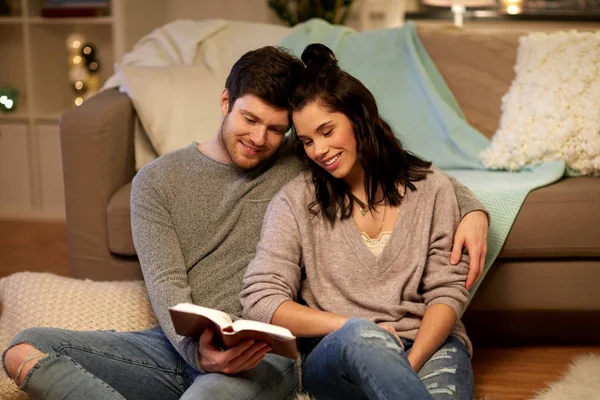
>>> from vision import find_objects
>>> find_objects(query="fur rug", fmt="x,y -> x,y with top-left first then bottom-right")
532,354 -> 600,400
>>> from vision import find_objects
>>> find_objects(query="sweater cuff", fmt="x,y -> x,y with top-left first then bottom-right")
427,297 -> 465,318
247,295 -> 291,325
461,208 -> 491,225
180,336 -> 206,374
193,344 -> 207,374
458,194 -> 490,223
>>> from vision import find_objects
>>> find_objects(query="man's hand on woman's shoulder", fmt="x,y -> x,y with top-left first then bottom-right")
450,210 -> 489,290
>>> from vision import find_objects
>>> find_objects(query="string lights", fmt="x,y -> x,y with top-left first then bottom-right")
66,32 -> 101,107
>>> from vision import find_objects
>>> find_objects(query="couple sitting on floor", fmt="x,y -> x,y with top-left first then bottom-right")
4,43 -> 488,400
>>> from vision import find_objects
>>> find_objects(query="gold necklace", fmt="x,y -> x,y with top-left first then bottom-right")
351,193 -> 369,217
353,199 -> 387,239
372,204 -> 387,239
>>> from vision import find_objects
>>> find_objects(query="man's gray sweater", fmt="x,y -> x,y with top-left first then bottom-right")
131,143 -> 304,370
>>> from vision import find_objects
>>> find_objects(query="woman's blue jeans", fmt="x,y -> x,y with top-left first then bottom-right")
3,326 -> 298,400
300,318 -> 474,400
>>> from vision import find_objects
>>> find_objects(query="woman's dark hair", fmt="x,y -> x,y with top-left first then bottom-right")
292,43 -> 432,224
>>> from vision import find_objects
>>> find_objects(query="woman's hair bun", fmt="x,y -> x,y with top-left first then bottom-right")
301,43 -> 338,72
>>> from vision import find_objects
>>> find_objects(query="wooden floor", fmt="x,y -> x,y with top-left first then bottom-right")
0,220 -> 69,278
1,220 -> 599,400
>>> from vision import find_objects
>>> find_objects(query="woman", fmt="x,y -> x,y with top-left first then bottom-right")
240,43 -> 474,400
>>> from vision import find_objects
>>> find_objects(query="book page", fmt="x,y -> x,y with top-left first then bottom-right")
169,303 -> 232,329
222,321 -> 298,359
230,319 -> 295,340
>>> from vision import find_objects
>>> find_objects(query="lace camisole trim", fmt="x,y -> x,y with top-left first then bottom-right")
360,231 -> 393,257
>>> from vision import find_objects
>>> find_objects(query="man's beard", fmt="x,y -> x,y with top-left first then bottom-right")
219,114 -> 236,164
219,114 -> 267,170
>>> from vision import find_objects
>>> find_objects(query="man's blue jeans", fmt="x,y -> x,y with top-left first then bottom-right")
3,326 -> 298,400
301,318 -> 474,400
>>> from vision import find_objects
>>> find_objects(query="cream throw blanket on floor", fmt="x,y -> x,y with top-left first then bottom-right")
0,272 -> 158,399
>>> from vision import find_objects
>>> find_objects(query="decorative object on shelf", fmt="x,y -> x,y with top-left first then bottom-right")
66,32 -> 102,107
0,86 -> 19,113
2,0 -> 21,15
268,0 -> 355,26
421,0 -> 497,26
0,0 -> 11,16
41,0 -> 109,18
499,0 -> 523,15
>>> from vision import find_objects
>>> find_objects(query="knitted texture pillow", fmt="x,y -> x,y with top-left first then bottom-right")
479,30 -> 600,176
0,272 -> 157,399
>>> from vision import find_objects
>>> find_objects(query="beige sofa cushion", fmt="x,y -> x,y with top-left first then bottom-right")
500,177 -> 600,258
469,258 -> 600,311
107,183 -> 136,256
106,177 -> 599,259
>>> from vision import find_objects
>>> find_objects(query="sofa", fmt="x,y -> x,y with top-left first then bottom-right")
59,22 -> 600,342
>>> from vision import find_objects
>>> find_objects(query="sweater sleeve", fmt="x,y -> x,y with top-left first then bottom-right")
240,191 -> 303,324
130,168 -> 202,372
447,174 -> 490,222
420,174 -> 471,317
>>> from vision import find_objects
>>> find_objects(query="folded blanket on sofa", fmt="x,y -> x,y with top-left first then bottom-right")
279,19 -> 566,308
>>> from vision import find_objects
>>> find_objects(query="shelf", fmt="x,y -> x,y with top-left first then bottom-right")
0,0 -> 170,221
0,123 -> 32,213
0,24 -> 27,120
0,205 -> 66,221
37,124 -> 66,218
0,17 -> 24,24
0,112 -> 29,121
34,112 -> 63,121
28,16 -> 113,25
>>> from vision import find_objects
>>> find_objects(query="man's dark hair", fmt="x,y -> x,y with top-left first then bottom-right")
292,43 -> 432,225
225,46 -> 304,112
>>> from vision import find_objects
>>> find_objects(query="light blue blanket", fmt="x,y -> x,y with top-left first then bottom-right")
279,19 -> 565,308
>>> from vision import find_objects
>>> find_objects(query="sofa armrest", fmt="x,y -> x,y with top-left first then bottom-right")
60,89 -> 138,280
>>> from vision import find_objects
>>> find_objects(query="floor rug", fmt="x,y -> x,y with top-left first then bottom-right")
532,354 -> 600,400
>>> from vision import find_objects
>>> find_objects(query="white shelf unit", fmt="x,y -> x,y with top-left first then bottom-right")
0,0 -> 166,221
0,16 -> 24,23
28,16 -> 114,24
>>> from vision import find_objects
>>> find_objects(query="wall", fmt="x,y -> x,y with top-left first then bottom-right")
163,0 -> 387,30
165,0 -> 283,25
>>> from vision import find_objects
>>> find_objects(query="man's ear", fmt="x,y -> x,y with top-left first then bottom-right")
220,89 -> 230,116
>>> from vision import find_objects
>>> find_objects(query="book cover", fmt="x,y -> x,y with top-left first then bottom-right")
169,303 -> 298,359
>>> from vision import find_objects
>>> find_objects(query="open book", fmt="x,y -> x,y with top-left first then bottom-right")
169,303 -> 298,359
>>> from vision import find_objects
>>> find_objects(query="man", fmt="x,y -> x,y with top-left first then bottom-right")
4,46 -> 488,400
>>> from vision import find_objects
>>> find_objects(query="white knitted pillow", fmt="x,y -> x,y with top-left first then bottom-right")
480,30 -> 600,176
0,272 -> 157,399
